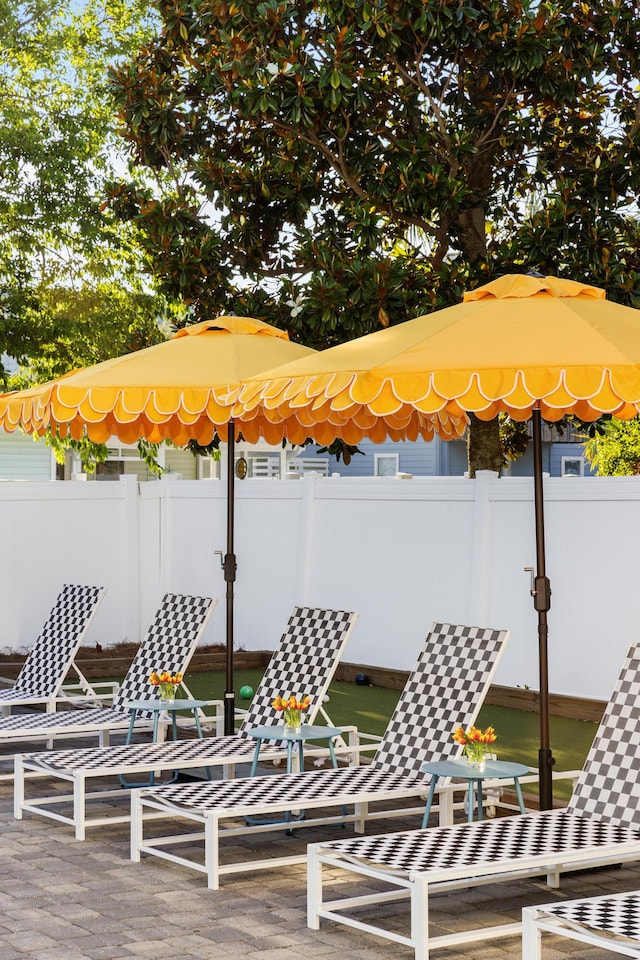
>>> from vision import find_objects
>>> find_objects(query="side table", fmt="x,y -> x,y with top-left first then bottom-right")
421,757 -> 529,826
121,697 -> 209,787
246,723 -> 343,776
246,724 -> 343,825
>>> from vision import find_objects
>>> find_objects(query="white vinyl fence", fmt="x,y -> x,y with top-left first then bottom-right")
1,469 -> 638,702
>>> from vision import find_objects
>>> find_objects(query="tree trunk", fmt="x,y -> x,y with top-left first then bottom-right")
467,414 -> 502,477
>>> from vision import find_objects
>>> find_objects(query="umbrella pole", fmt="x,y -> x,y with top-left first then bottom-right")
532,409 -> 554,810
223,423 -> 238,735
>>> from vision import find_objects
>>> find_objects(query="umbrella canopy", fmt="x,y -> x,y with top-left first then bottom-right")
238,274 -> 640,435
0,315 -> 317,734
0,316 -> 315,447
236,274 -> 640,807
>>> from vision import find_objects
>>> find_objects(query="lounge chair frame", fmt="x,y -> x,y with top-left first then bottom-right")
128,622 -> 509,888
306,643 -> 640,960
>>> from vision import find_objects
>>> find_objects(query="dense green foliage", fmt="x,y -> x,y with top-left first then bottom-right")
583,418 -> 640,475
0,0 -> 178,388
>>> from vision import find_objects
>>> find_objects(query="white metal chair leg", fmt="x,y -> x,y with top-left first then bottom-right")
74,773 -> 86,841
354,801 -> 368,833
412,873 -> 430,960
130,790 -> 142,862
13,754 -> 24,819
307,843 -> 322,930
205,814 -> 219,890
521,906 -> 542,960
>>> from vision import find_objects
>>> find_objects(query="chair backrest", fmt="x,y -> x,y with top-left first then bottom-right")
371,622 -> 509,776
112,594 -> 217,714
14,585 -> 106,697
568,643 -> 640,829
237,607 -> 358,733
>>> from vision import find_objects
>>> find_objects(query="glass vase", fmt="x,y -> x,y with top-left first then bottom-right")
159,683 -> 177,704
283,709 -> 302,735
464,744 -> 490,769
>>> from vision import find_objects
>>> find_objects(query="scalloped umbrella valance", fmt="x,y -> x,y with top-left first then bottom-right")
0,316 -> 317,735
236,274 -> 640,808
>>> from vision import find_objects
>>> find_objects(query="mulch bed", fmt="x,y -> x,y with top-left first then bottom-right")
0,642 -> 270,681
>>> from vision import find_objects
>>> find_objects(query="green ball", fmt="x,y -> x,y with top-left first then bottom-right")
239,685 -> 254,700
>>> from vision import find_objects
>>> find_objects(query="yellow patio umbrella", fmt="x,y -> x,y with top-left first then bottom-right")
0,315 -> 317,734
236,274 -> 640,806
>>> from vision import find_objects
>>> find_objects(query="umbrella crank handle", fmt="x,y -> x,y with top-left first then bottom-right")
524,567 -> 552,613
214,549 -> 237,583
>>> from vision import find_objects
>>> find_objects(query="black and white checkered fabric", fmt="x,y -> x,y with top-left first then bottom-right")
236,607 -> 357,735
29,736 -> 248,772
11,605 -> 354,766
0,593 -> 214,735
111,594 -> 215,717
313,811 -> 640,873
140,764 -> 427,812
568,645 -> 640,830
0,585 -> 105,702
371,623 -> 508,776
131,621 -> 506,812
537,892 -> 640,943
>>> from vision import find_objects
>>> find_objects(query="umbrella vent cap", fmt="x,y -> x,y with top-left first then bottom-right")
172,316 -> 290,340
464,274 -> 606,302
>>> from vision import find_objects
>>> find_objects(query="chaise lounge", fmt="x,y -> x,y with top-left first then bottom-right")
0,584 -> 106,713
128,621 -> 509,888
306,643 -> 640,960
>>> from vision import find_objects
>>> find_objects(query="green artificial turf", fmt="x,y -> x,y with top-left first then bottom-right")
123,665 -> 598,803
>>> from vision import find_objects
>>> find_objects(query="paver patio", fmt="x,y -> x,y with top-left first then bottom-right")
2,739 -> 640,960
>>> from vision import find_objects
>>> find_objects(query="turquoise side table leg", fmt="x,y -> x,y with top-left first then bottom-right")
514,777 -> 526,814
190,710 -> 212,780
125,710 -> 137,746
249,739 -> 262,777
421,776 -> 439,828
477,780 -> 484,821
467,781 -> 475,823
193,710 -> 204,738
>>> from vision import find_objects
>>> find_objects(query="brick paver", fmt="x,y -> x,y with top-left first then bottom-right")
2,752 -> 640,959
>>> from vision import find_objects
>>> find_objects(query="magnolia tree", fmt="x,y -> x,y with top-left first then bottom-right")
109,0 -> 640,471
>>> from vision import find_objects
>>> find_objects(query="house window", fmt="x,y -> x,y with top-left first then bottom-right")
374,453 -> 399,477
561,456 -> 585,477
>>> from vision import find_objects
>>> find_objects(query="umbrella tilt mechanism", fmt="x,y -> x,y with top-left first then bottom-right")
524,567 -> 552,613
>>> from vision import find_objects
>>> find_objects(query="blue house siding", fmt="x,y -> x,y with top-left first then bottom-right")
0,431 -> 53,480
309,436 -> 593,478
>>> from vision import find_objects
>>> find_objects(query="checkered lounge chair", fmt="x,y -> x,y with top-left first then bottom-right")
523,891 -> 640,959
0,593 -> 216,766
14,607 -> 358,835
0,584 -> 107,714
305,643 -> 640,960
127,622 -> 509,889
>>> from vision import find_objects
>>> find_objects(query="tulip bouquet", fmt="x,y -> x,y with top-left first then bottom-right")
452,724 -> 497,765
149,670 -> 183,702
272,693 -> 311,732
